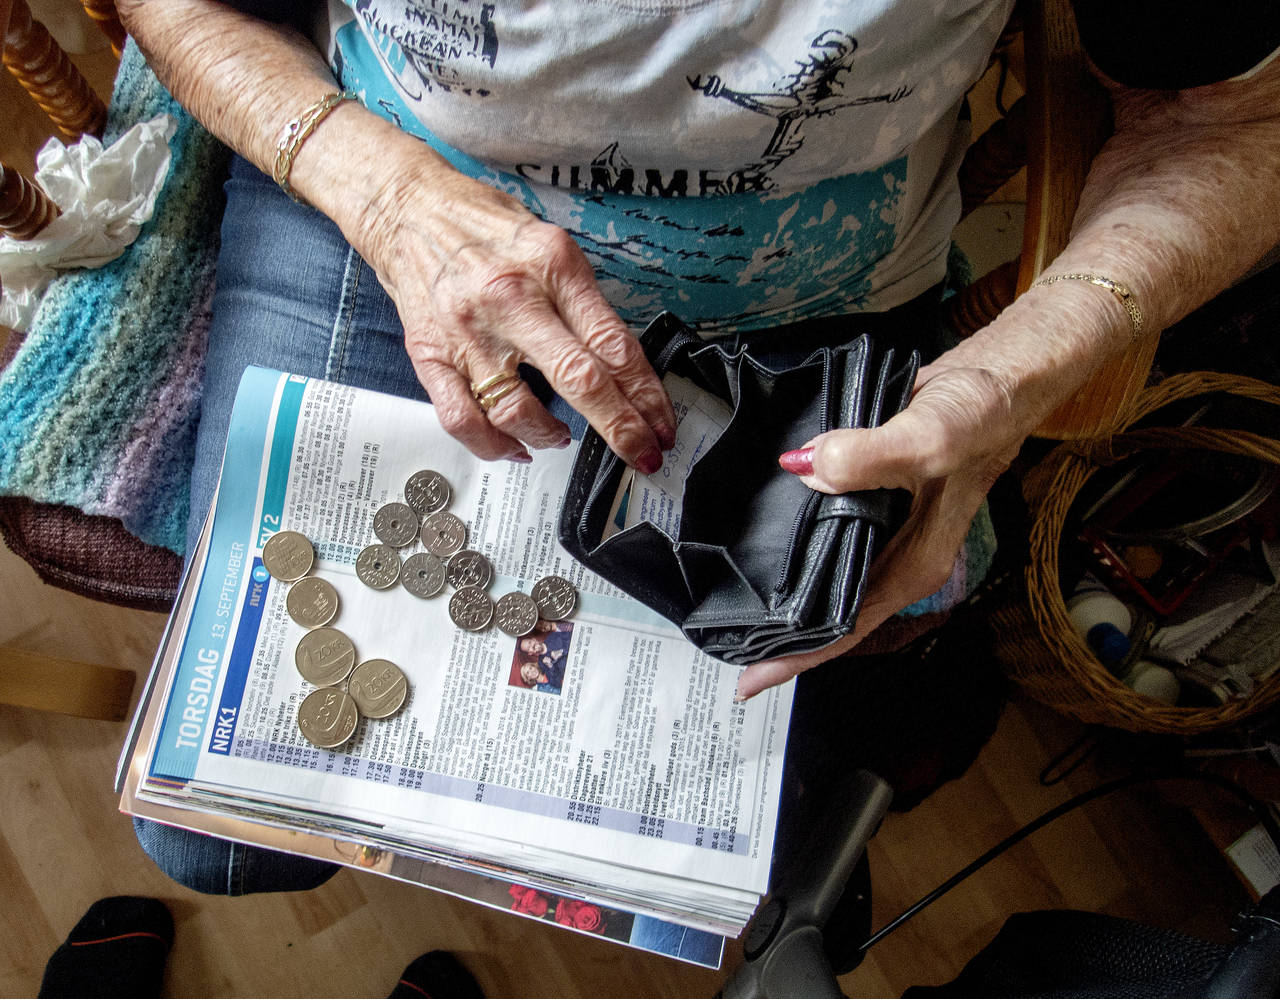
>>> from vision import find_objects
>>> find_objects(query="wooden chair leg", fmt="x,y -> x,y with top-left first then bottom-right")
3,0 -> 107,139
80,0 -> 126,59
946,258 -> 1020,339
0,644 -> 135,720
0,161 -> 59,239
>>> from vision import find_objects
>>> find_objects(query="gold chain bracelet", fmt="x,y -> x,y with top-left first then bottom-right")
1032,272 -> 1145,340
272,91 -> 357,204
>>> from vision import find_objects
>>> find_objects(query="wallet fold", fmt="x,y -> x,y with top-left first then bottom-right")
558,311 -> 919,666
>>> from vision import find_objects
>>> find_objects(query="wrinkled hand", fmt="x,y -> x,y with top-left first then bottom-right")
364,163 -> 676,467
735,360 -> 1028,699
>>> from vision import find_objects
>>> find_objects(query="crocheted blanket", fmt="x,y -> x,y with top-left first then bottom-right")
0,42 -> 229,554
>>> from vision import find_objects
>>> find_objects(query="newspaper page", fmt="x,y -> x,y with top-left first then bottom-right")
120,561 -> 728,972
129,367 -> 792,939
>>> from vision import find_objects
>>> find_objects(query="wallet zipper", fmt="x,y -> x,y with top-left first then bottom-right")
775,489 -> 821,594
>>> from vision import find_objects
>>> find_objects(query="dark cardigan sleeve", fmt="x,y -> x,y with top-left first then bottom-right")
211,0 -> 319,30
1070,0 -> 1280,90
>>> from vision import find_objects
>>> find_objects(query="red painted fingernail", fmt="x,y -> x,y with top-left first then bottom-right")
654,422 -> 677,451
554,435 -> 572,449
508,450 -> 532,464
636,447 -> 662,475
778,447 -> 814,476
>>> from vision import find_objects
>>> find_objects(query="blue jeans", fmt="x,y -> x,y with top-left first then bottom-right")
135,156 -> 584,894
135,156 -> 427,894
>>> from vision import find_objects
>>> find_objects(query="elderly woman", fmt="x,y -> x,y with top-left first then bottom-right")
119,0 -> 1280,895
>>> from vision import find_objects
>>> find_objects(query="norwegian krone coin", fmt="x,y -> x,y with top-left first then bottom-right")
261,530 -> 314,581
446,549 -> 493,590
295,627 -> 357,686
449,586 -> 494,632
401,552 -> 447,598
422,511 -> 466,557
348,659 -> 409,719
531,574 -> 577,620
495,591 -> 539,637
356,543 -> 402,590
404,469 -> 451,516
297,687 -> 359,748
287,576 -> 340,628
373,501 -> 419,548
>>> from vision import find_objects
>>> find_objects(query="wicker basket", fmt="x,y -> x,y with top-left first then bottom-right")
996,371 -> 1280,734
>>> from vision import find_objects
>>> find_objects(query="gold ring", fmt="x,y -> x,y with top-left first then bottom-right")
470,369 -> 520,397
476,376 -> 522,413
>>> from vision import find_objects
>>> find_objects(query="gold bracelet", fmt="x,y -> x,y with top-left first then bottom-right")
272,90 -> 357,204
1032,272 -> 1144,340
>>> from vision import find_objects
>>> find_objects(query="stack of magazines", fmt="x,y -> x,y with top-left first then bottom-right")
117,367 -> 793,969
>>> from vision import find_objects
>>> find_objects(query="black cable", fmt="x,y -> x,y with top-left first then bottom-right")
857,770 -> 1280,954
993,54 -> 1012,117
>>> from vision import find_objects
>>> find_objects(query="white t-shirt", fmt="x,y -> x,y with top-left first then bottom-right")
322,0 -> 1014,332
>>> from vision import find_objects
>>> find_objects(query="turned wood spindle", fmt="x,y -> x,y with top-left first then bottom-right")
946,259 -> 1020,340
80,0 -> 127,58
3,0 -> 107,139
0,162 -> 60,240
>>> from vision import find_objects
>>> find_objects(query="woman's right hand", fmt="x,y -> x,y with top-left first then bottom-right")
353,144 -> 677,469
118,0 -> 675,469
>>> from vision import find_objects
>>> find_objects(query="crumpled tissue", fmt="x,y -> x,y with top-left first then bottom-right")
0,113 -> 176,332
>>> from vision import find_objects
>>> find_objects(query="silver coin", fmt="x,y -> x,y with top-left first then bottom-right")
295,627 -> 357,686
404,469 -> 451,516
356,543 -> 402,590
348,658 -> 409,719
261,530 -> 314,582
286,576 -> 340,628
373,501 -> 419,548
297,687 -> 359,748
422,511 -> 467,557
531,575 -> 577,620
449,586 -> 494,631
494,591 -> 539,637
401,552 -> 447,598
446,549 -> 493,590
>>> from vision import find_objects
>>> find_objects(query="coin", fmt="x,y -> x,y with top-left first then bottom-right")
295,627 -> 357,686
531,575 -> 577,620
261,530 -> 314,582
446,549 -> 493,590
348,658 -> 409,719
356,543 -> 402,590
286,576 -> 340,628
422,511 -> 467,557
404,469 -> 451,516
494,591 -> 539,637
449,586 -> 494,631
297,687 -> 359,748
401,552 -> 447,598
373,501 -> 419,548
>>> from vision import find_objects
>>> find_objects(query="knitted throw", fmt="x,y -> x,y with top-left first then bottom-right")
0,42 -> 230,554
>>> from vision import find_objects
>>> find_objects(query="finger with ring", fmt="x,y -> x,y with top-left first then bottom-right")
474,375 -> 523,413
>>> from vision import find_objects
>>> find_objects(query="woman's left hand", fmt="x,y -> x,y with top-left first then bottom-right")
734,358 -> 1027,699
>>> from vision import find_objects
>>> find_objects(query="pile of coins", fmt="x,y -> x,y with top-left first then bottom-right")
358,469 -> 577,637
260,467 -> 580,749
263,529 -> 409,750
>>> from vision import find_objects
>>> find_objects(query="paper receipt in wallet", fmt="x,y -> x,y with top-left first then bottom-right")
602,373 -> 735,542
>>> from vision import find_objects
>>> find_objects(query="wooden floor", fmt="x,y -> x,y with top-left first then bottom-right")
0,23 -> 1253,999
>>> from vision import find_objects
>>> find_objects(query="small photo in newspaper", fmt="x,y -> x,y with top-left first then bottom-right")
507,620 -> 576,695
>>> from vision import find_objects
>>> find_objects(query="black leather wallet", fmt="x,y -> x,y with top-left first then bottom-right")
558,312 -> 920,665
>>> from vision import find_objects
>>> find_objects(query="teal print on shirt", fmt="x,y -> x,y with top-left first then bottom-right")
333,21 -> 907,331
